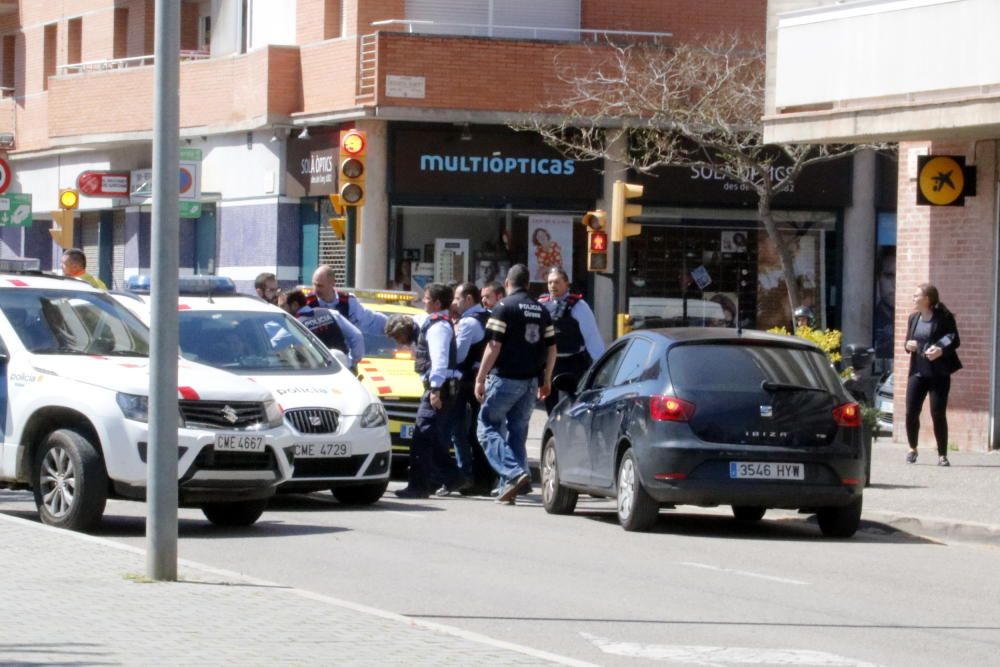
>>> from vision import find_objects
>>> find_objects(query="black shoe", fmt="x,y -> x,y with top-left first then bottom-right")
394,487 -> 429,499
938,456 -> 951,467
518,483 -> 534,496
906,449 -> 918,464
498,473 -> 530,502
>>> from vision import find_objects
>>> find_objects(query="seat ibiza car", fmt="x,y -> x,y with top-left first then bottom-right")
541,328 -> 866,536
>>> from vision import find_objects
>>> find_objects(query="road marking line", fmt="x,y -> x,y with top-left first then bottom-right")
581,632 -> 882,666
680,561 -> 809,586
0,512 -> 590,666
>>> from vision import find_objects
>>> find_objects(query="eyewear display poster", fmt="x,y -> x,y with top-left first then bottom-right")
434,238 -> 469,284
527,215 -> 573,283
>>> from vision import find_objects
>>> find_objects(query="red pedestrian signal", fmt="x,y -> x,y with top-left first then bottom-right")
587,230 -> 609,272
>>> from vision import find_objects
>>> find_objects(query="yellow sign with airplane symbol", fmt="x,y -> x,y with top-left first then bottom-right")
918,155 -> 974,206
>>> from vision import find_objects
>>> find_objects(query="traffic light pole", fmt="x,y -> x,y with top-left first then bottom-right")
345,205 -> 357,286
147,0 -> 180,581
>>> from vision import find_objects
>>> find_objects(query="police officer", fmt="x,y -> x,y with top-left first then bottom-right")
539,267 -> 605,414
441,282 -> 495,496
309,264 -> 388,336
282,288 -> 364,369
395,283 -> 466,499
475,264 -> 556,504
254,272 -> 280,305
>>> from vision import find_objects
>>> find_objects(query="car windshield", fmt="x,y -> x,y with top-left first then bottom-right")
0,288 -> 150,356
177,310 -> 338,372
668,343 -> 841,394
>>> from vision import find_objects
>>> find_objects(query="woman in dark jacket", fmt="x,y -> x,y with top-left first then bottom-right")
903,283 -> 962,466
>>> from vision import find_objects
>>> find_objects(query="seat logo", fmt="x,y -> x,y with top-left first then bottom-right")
222,405 -> 239,424
309,415 -> 322,427
760,405 -> 773,418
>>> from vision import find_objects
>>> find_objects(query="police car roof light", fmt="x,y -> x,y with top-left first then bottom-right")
125,275 -> 237,296
0,257 -> 41,272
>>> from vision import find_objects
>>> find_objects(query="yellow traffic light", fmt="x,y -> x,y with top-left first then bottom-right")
582,209 -> 607,232
338,129 -> 366,207
59,188 -> 80,210
587,230 -> 609,272
328,215 -> 346,240
328,193 -> 346,216
50,209 -> 75,249
610,180 -> 643,242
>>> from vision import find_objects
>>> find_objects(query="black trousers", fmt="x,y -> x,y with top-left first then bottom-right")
454,382 -> 497,492
905,374 -> 952,456
408,389 -> 460,492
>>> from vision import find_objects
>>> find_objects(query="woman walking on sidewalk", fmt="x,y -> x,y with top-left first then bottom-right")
903,283 -> 962,466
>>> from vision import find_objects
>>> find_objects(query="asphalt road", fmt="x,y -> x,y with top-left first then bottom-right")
2,485 -> 998,667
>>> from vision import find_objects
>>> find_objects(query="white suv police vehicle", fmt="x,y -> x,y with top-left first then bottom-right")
117,276 -> 391,504
0,262 -> 295,531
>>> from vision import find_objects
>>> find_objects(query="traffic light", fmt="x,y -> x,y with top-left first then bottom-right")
587,229 -> 609,272
328,193 -> 346,240
338,129 -> 366,207
610,180 -> 643,242
50,188 -> 80,249
582,209 -> 607,232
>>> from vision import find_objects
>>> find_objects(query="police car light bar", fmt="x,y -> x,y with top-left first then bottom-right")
125,275 -> 237,295
0,257 -> 41,272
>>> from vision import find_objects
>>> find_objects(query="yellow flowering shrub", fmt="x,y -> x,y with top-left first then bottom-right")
767,325 -> 844,371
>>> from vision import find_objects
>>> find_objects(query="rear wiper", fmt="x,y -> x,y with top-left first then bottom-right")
761,380 -> 829,394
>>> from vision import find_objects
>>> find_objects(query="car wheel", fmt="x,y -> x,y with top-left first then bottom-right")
816,496 -> 863,538
201,499 -> 268,527
732,506 -> 766,522
332,480 -> 389,506
616,449 -> 658,532
541,437 -> 577,515
32,429 -> 108,532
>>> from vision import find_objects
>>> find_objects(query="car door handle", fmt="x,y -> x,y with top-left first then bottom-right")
615,401 -> 627,413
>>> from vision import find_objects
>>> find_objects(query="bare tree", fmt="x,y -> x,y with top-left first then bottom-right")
522,34 -> 889,317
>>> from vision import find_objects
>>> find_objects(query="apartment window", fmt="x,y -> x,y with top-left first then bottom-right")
67,18 -> 82,65
2,35 -> 15,91
42,24 -> 56,91
113,8 -> 128,59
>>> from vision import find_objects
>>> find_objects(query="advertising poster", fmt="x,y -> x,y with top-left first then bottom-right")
527,215 -> 574,283
433,238 -> 469,284
756,232 -> 821,330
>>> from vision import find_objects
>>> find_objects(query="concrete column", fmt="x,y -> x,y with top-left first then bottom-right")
592,132 -> 628,343
354,118 -> 389,289
840,150 -> 877,349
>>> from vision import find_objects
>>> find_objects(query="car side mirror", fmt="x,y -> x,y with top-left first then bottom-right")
553,373 -> 579,395
330,349 -> 350,369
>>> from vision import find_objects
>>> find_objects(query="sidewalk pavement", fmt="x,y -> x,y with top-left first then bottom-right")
525,407 -> 1000,545
0,513 -> 592,666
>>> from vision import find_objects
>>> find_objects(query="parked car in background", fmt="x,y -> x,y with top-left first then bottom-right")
875,372 -> 894,437
0,263 -> 295,531
117,276 -> 392,505
541,328 -> 867,537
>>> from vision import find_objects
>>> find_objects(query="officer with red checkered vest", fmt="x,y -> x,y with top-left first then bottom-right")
539,267 -> 606,414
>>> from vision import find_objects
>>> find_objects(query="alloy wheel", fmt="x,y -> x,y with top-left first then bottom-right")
40,445 -> 76,518
542,445 -> 558,506
618,456 -> 635,520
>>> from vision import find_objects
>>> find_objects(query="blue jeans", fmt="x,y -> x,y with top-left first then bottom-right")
477,375 -> 536,482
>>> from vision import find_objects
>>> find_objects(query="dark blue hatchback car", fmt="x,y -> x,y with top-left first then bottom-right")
541,328 -> 866,536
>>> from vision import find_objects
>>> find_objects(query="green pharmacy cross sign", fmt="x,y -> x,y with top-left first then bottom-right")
0,193 -> 32,227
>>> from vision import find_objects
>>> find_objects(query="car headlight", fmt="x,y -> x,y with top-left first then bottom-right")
116,392 -> 149,423
360,402 -> 387,428
264,399 -> 284,429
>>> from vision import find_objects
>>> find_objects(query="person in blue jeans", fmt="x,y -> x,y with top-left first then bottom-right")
475,264 -> 556,504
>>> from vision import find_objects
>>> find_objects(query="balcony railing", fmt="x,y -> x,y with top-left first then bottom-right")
370,19 -> 672,42
56,51 -> 210,76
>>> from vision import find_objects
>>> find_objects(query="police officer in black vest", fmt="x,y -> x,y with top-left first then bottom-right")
539,267 -> 606,414
282,289 -> 365,370
395,283 -> 466,499
441,282 -> 495,496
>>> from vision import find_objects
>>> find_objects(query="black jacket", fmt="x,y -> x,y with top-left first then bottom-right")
906,307 -> 962,377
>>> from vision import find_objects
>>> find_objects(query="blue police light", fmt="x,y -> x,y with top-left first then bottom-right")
125,274 -> 237,295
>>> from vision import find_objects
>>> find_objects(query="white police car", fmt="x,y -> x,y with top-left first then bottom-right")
0,261 -> 295,531
117,276 -> 391,504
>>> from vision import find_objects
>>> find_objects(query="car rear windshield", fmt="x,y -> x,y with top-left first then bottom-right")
177,310 -> 338,372
667,343 -> 841,394
0,288 -> 149,356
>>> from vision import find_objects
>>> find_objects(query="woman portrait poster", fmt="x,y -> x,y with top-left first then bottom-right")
528,215 -> 573,282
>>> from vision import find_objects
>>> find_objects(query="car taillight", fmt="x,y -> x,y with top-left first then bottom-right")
650,395 -> 695,422
833,402 -> 861,427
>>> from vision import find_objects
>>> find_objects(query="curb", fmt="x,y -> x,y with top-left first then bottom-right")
862,509 -> 1000,546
